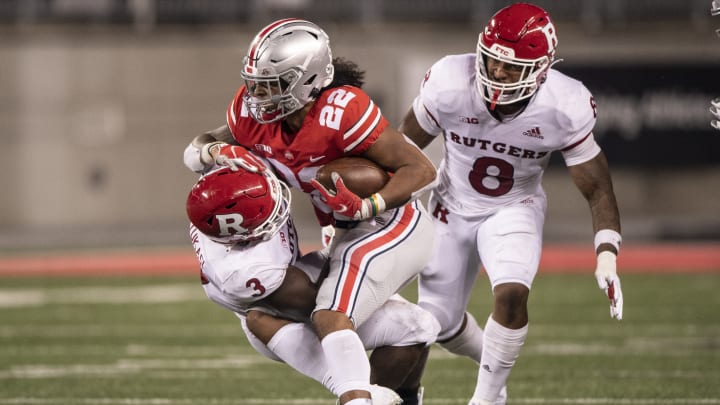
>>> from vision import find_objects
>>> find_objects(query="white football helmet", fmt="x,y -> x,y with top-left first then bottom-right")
476,3 -> 558,107
241,18 -> 335,123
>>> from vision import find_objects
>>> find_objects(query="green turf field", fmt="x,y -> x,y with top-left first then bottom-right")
0,273 -> 718,404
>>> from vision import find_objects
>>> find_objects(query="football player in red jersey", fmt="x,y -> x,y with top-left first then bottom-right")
399,3 -> 623,404
183,19 -> 437,405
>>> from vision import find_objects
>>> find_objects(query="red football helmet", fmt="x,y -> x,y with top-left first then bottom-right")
186,167 -> 291,244
476,2 -> 558,106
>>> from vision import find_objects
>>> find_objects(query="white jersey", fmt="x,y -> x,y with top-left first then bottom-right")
412,53 -> 601,216
189,218 -> 300,318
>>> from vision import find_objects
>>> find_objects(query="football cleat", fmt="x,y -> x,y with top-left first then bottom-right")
369,384 -> 403,405
397,385 -> 424,405
468,385 -> 507,405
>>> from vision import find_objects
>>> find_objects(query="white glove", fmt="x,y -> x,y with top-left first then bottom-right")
711,98 -> 720,130
201,142 -> 267,173
183,141 -> 208,173
594,251 -> 623,320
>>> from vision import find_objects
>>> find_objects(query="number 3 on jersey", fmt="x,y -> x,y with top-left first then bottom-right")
319,88 -> 356,130
246,278 -> 266,297
468,156 -> 515,197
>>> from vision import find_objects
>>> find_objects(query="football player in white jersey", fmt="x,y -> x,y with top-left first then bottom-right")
399,3 -> 623,404
185,165 -> 439,405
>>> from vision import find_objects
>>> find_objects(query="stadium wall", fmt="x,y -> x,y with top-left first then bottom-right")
0,23 -> 718,250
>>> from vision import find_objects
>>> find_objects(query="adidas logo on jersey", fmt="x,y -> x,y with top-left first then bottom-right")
522,126 -> 544,140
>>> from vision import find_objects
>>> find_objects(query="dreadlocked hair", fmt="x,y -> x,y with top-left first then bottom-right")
326,57 -> 365,89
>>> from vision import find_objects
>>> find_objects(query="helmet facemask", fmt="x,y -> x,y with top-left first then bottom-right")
242,67 -> 303,124
476,40 -> 552,109
230,170 -> 292,244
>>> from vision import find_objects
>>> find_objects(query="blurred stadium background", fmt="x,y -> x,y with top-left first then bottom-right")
0,0 -> 719,252
1,2 -> 719,405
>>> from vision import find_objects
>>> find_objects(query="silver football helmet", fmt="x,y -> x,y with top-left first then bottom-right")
241,18 -> 335,123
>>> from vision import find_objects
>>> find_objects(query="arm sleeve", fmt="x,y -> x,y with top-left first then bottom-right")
561,133 -> 601,166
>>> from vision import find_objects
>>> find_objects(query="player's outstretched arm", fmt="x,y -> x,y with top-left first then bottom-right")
568,151 -> 623,320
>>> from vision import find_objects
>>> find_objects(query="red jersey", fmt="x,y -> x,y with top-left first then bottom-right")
226,85 -> 389,225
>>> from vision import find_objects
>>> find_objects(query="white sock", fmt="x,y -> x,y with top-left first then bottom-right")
321,329 -> 371,396
267,323 -> 330,388
439,312 -> 484,363
471,315 -> 527,403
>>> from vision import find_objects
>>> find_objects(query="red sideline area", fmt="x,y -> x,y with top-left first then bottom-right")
0,243 -> 718,277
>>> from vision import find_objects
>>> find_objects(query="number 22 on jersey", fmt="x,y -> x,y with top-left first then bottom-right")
319,88 -> 356,130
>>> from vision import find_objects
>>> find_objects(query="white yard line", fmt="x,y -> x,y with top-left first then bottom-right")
0,398 -> 719,405
0,356 -> 265,379
0,284 -> 203,308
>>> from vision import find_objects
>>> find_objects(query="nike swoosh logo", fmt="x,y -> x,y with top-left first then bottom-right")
309,155 -> 326,163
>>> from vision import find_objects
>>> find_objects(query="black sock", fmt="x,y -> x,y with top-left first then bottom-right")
396,387 -> 419,405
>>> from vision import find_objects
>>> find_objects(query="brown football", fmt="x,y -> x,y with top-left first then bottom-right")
315,157 -> 390,198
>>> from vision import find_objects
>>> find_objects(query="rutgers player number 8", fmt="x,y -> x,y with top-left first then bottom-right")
468,156 -> 515,197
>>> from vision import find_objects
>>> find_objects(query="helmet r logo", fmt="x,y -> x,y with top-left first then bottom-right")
216,213 -> 248,236
541,22 -> 558,53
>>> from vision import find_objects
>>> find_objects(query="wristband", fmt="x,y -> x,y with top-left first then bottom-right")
366,193 -> 386,217
594,229 -> 622,254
